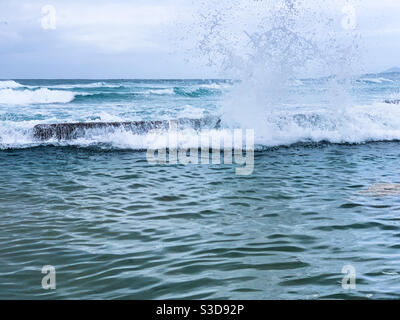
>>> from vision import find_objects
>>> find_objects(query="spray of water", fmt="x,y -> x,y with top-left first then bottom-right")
188,0 -> 362,139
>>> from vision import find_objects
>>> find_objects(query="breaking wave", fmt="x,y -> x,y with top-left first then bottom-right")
173,87 -> 221,97
71,92 -> 135,103
69,86 -> 223,103
46,82 -> 123,89
0,80 -> 229,107
358,77 -> 394,84
140,87 -> 222,97
142,88 -> 175,95
0,88 -> 76,105
0,80 -> 23,89
3,102 -> 400,150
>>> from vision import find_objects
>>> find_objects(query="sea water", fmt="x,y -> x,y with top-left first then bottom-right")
1,76 -> 400,299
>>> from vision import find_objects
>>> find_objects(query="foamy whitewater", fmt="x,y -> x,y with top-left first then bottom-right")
0,76 -> 400,150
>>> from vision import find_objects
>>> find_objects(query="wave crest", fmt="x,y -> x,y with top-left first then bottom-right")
0,88 -> 76,105
0,80 -> 23,89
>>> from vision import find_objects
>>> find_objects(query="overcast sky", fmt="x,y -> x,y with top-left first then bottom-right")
0,0 -> 399,78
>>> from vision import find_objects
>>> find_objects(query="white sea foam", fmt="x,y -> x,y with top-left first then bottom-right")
360,78 -> 394,84
49,82 -> 122,89
0,80 -> 23,89
0,88 -> 76,105
142,88 -> 175,95
178,105 -> 205,119
2,102 -> 400,150
249,102 -> 400,146
198,83 -> 231,90
0,120 -> 43,148
95,111 -> 130,122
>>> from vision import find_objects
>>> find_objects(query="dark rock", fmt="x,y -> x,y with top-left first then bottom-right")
33,117 -> 221,141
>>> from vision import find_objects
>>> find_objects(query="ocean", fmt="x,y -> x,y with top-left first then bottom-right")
1,75 -> 400,299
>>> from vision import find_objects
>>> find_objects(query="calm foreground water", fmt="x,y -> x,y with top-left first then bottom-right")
1,77 -> 400,299
2,143 -> 400,299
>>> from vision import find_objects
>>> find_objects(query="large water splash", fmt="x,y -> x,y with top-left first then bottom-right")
189,0 -> 362,136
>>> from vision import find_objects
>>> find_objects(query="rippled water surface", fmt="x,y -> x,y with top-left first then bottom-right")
2,142 -> 400,299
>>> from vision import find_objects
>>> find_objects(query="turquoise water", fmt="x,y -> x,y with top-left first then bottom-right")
1,76 -> 400,299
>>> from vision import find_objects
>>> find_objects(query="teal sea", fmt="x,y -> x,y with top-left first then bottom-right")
1,75 -> 400,299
